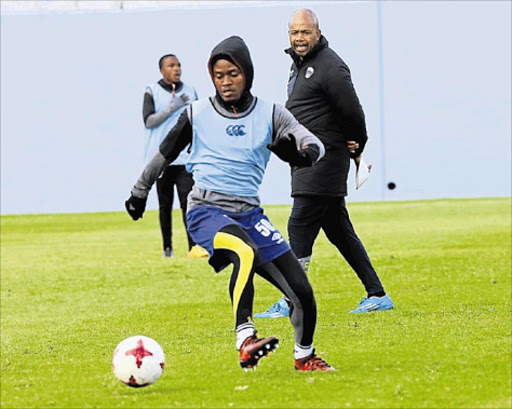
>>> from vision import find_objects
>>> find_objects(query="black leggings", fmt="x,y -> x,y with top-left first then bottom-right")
218,224 -> 317,347
155,165 -> 195,250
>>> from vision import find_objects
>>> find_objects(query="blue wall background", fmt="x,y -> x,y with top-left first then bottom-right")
1,1 -> 510,215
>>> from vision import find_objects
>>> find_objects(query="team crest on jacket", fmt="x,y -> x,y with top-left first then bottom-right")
305,67 -> 315,79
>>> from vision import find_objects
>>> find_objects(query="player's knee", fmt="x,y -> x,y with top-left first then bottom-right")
214,230 -> 258,263
217,225 -> 259,259
235,239 -> 257,262
243,239 -> 259,260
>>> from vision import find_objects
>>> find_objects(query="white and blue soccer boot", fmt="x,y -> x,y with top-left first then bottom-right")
254,297 -> 290,318
349,294 -> 394,313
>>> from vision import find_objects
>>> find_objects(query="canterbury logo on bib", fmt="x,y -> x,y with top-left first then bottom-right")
226,125 -> 246,136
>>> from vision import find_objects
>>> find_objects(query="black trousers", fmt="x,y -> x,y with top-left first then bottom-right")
155,165 -> 195,251
287,195 -> 384,297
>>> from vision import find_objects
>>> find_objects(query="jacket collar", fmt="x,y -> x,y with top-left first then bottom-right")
285,35 -> 328,66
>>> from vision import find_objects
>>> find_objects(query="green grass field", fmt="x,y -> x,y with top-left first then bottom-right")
1,198 -> 511,409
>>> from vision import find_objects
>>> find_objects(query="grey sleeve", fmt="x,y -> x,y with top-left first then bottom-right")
145,109 -> 173,129
144,86 -> 173,129
131,151 -> 170,199
272,104 -> 325,161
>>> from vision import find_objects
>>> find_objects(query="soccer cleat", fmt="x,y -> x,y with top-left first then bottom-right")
254,297 -> 290,318
239,334 -> 279,370
349,294 -> 394,313
163,248 -> 174,258
187,245 -> 209,259
295,350 -> 335,372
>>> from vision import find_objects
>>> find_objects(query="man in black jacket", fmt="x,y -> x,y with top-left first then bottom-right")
256,8 -> 393,317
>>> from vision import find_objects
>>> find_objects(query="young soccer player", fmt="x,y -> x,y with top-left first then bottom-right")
142,53 -> 208,259
125,36 -> 334,371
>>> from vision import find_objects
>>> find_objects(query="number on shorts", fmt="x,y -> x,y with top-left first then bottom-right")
254,219 -> 276,237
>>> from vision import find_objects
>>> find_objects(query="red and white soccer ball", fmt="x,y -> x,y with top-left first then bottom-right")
112,335 -> 165,387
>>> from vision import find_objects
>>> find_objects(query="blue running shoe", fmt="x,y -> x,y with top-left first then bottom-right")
349,295 -> 394,313
255,297 -> 290,318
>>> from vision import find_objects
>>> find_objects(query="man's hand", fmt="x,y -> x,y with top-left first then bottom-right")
267,134 -> 317,167
167,94 -> 189,113
347,140 -> 359,154
125,195 -> 147,220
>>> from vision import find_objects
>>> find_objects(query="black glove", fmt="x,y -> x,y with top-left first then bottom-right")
125,195 -> 147,220
267,134 -> 318,167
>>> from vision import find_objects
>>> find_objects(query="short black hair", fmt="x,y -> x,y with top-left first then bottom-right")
159,54 -> 176,70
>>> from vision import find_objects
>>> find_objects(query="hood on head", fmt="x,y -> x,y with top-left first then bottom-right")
208,36 -> 254,94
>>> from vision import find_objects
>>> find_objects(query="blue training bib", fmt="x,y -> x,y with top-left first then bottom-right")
187,98 -> 273,196
144,82 -> 197,165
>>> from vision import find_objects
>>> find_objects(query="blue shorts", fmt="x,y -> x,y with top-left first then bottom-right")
186,205 -> 291,267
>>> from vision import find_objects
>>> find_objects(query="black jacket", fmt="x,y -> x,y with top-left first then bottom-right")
285,36 -> 368,197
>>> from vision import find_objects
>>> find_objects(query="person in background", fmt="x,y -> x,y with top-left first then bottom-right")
126,36 -> 334,371
143,54 -> 208,259
256,9 -> 393,317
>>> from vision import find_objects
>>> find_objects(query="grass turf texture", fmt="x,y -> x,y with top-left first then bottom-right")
1,198 -> 511,409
